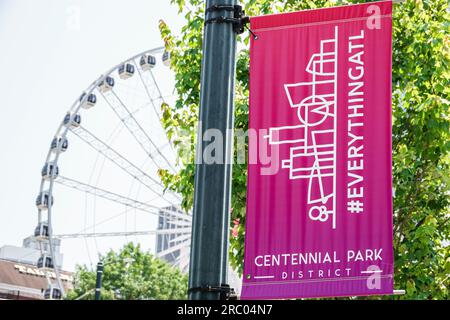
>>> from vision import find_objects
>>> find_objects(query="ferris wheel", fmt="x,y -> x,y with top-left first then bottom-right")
33,47 -> 192,299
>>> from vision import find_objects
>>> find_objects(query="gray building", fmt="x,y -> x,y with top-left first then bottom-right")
156,207 -> 189,272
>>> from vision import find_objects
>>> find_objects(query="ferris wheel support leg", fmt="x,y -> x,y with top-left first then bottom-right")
188,0 -> 243,300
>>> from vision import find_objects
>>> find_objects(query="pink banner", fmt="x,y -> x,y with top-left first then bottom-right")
242,1 -> 394,299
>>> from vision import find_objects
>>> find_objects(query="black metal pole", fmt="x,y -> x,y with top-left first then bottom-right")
94,262 -> 104,300
188,0 -> 238,300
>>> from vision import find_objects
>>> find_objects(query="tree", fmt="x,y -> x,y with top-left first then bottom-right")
158,0 -> 449,299
65,243 -> 188,300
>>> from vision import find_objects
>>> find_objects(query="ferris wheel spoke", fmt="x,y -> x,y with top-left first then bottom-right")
54,176 -> 191,222
70,125 -> 182,205
54,229 -> 191,239
149,141 -> 174,160
100,90 -> 177,173
67,200 -> 190,238
133,62 -> 179,159
133,60 -> 164,121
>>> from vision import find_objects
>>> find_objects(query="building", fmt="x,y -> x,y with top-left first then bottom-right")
156,207 -> 190,272
0,235 -> 72,300
156,213 -> 182,265
0,259 -> 73,300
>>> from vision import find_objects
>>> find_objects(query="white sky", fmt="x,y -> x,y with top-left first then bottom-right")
0,0 -> 186,271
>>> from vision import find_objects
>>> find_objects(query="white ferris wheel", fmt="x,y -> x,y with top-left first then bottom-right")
33,47 -> 192,299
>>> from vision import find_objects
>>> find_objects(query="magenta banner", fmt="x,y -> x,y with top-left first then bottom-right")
242,1 -> 394,299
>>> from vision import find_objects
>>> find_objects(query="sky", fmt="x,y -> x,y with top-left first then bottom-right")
0,0 -> 186,271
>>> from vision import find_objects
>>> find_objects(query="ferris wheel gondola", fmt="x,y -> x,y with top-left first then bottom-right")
37,254 -> 54,269
44,286 -> 62,300
118,62 -> 135,79
162,51 -> 170,66
98,76 -> 115,92
80,92 -> 97,109
42,162 -> 59,180
34,222 -> 49,240
63,113 -> 81,128
51,137 -> 68,153
36,191 -> 54,210
140,54 -> 157,71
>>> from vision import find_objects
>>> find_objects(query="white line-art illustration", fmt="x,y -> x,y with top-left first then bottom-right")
265,26 -> 338,229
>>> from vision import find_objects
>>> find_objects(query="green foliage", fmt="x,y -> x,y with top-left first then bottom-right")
65,243 -> 188,300
391,0 -> 450,300
158,0 -> 449,299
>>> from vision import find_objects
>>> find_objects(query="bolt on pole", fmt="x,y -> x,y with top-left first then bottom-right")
188,0 -> 238,300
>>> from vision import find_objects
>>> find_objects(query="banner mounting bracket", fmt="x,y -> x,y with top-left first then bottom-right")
205,4 -> 258,39
188,284 -> 237,300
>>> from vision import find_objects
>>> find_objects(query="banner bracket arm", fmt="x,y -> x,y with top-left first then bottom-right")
188,284 -> 237,300
204,4 -> 258,39
393,289 -> 406,295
